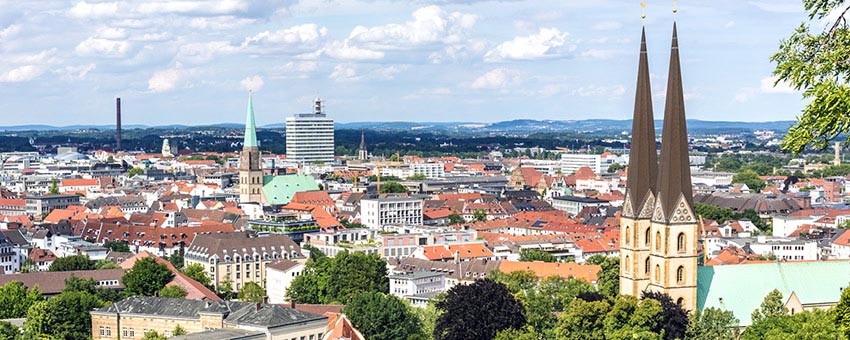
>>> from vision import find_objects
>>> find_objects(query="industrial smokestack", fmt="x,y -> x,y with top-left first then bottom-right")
116,98 -> 122,151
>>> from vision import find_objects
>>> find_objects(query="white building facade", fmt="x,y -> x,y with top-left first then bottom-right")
361,197 -> 424,229
285,98 -> 335,164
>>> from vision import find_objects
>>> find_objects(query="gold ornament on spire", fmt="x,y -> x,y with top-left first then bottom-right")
641,1 -> 647,23
673,0 -> 678,16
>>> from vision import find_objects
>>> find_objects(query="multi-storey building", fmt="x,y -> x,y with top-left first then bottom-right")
561,154 -> 603,175
389,271 -> 447,307
25,194 -> 81,218
91,297 -> 327,340
184,232 -> 304,292
285,98 -> 334,164
361,197 -> 424,229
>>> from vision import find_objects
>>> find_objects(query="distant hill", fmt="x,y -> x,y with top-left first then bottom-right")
0,119 -> 795,133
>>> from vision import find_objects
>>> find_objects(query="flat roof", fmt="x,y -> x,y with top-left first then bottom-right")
389,271 -> 446,280
552,195 -> 609,203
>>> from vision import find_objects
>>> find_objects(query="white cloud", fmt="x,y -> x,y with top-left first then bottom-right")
346,5 -> 477,49
0,25 -> 21,40
592,21 -> 622,30
428,40 -> 486,64
69,1 -> 120,19
322,41 -> 385,60
724,21 -> 736,29
189,17 -> 256,30
240,75 -> 264,91
75,37 -> 132,57
58,63 -> 96,80
329,64 -> 359,82
277,61 -> 318,73
469,68 -> 520,89
580,49 -> 622,59
760,75 -> 795,93
574,85 -> 626,97
242,24 -> 328,48
736,76 -> 797,102
373,65 -> 408,80
0,65 -> 45,82
484,28 -> 572,62
95,27 -> 127,39
148,66 -> 196,93
177,41 -> 240,63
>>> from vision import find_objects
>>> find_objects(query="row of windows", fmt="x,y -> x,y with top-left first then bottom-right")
623,256 -> 688,284
624,226 -> 689,253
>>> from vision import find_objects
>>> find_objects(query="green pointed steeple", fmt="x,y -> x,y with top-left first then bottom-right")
244,91 -> 258,148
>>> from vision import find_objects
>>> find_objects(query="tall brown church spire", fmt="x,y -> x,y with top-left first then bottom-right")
655,22 -> 694,221
624,26 -> 659,218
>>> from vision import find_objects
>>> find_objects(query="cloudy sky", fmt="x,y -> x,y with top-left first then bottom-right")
0,0 -> 815,126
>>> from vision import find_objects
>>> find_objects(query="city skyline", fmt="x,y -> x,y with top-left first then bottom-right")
0,0 -> 813,126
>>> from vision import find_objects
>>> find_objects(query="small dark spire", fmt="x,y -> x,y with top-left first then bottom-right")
655,22 -> 693,221
359,129 -> 366,150
624,26 -> 658,218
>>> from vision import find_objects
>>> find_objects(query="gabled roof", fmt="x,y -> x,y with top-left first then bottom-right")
499,261 -> 600,283
698,260 -> 850,325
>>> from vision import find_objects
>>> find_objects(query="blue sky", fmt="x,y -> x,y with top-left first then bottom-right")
0,0 -> 815,126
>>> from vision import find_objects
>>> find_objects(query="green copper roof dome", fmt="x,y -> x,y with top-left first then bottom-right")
244,91 -> 258,148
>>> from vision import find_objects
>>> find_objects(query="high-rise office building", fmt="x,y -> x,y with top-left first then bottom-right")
285,98 -> 335,164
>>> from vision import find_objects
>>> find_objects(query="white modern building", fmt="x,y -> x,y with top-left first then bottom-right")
551,195 -> 610,215
561,154 -> 603,175
704,236 -> 819,261
285,98 -> 335,164
265,259 -> 304,304
361,197 -> 424,229
389,271 -> 447,307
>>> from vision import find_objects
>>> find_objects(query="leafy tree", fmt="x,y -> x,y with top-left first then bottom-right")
0,321 -> 18,340
158,285 -> 188,299
518,249 -> 558,263
173,324 -> 187,336
836,286 -> 850,338
140,330 -> 167,340
103,240 -> 130,252
744,309 -> 840,340
48,254 -> 93,272
106,155 -> 114,163
771,0 -> 850,153
168,250 -> 185,269
182,263 -> 212,288
687,307 -> 740,340
607,163 -> 624,174
94,259 -> 121,270
413,299 -> 442,340
0,281 -> 43,318
128,167 -> 144,178
751,289 -> 788,323
594,256 -> 620,300
20,258 -> 37,274
22,290 -> 104,340
121,257 -> 173,296
380,181 -> 408,194
733,169 -> 767,193
642,291 -> 689,340
407,173 -> 427,180
447,213 -> 465,225
473,209 -> 487,222
63,276 -> 123,303
237,282 -> 266,303
49,178 -> 59,195
434,279 -> 526,340
217,278 -> 235,300
343,292 -> 424,340
300,244 -> 327,261
603,295 -> 663,340
288,251 -> 388,304
494,326 -> 543,340
553,298 -> 610,340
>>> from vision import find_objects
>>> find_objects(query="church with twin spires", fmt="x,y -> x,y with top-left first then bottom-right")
619,16 -> 698,311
